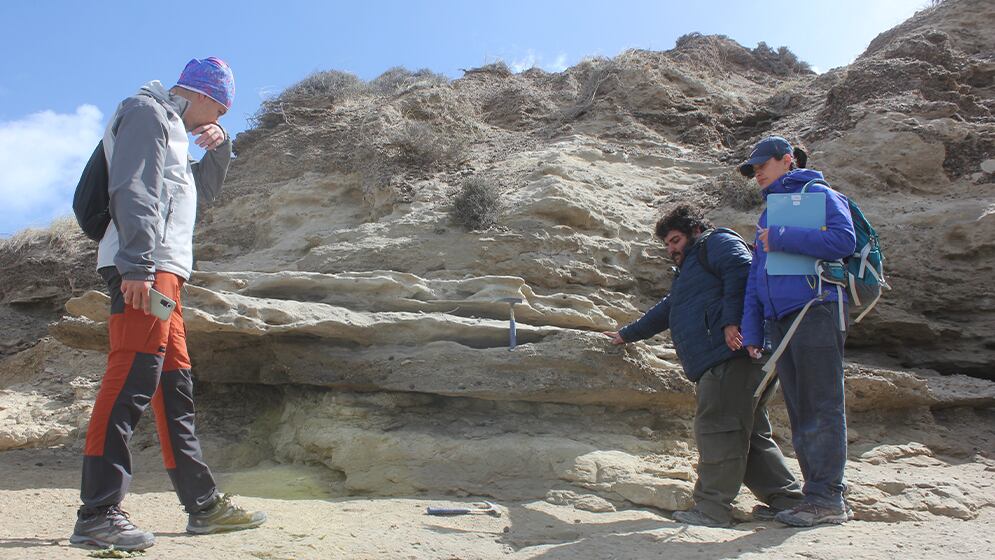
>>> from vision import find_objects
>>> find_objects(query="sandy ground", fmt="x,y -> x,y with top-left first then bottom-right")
1,447 -> 993,560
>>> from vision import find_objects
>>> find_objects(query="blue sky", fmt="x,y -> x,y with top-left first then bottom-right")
0,0 -> 927,236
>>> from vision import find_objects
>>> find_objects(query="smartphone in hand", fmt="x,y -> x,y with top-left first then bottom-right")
149,287 -> 176,321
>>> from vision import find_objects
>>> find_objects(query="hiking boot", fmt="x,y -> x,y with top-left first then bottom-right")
69,505 -> 155,551
775,502 -> 849,527
186,493 -> 267,534
752,503 -> 788,521
672,508 -> 733,528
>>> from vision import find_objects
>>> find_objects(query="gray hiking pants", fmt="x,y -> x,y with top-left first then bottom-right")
691,356 -> 803,523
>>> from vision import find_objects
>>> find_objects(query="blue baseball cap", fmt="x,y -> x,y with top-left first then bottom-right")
738,136 -> 793,177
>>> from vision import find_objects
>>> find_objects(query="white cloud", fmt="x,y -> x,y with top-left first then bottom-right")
510,50 -> 570,74
0,105 -> 103,235
510,50 -> 539,73
257,85 -> 280,100
547,54 -> 569,73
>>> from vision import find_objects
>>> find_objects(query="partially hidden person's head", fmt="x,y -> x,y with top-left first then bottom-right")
655,204 -> 714,267
171,57 -> 235,131
738,136 -> 808,188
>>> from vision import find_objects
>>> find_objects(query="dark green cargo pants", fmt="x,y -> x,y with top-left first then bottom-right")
691,356 -> 803,523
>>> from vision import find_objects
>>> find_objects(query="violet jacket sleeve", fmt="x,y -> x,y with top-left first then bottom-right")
740,245 -> 765,348
769,188 -> 856,260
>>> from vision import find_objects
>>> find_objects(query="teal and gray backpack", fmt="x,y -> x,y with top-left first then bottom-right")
804,179 -> 889,323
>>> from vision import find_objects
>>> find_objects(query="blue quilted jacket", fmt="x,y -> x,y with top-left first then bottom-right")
619,228 -> 752,382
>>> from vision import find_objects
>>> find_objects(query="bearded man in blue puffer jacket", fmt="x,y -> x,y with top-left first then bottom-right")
605,204 -> 802,527
739,136 -> 856,527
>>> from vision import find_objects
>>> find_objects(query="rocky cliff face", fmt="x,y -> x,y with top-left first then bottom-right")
195,0 -> 994,379
1,0 -> 993,524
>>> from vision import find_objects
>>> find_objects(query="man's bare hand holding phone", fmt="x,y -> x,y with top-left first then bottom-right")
122,280 -> 153,315
121,280 -> 176,321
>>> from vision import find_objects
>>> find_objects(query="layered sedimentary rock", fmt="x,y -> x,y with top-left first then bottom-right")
1,0 -> 993,524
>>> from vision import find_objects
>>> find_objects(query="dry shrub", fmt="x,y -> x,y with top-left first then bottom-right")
281,70 -> 363,101
710,173 -> 764,210
463,62 -> 512,77
449,178 -> 500,231
717,171 -> 764,210
751,42 -> 812,75
251,67 -> 450,129
0,216 -> 83,255
391,121 -> 466,168
0,215 -> 98,307
370,67 -> 448,96
560,57 -> 618,122
675,32 -> 706,49
251,70 -> 364,129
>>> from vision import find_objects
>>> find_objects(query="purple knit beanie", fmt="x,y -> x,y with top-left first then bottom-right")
175,57 -> 235,110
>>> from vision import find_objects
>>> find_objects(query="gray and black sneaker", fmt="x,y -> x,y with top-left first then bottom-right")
69,505 -> 155,551
187,493 -> 267,534
758,501 -> 853,522
775,502 -> 849,527
672,508 -> 733,528
752,503 -> 788,521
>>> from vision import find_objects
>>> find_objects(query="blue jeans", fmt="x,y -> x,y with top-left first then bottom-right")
771,302 -> 847,509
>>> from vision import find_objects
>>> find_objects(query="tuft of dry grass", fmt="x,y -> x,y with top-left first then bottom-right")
702,173 -> 764,211
0,216 -> 83,254
251,67 -> 449,129
390,121 -> 467,168
369,67 -> 448,97
449,178 -> 500,231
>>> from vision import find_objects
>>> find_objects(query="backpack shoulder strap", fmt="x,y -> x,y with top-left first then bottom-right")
697,227 -> 751,277
801,178 -> 832,193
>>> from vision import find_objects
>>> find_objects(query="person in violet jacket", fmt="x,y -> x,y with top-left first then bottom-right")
739,136 -> 856,527
605,204 -> 802,528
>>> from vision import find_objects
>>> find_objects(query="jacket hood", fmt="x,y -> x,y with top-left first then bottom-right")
138,80 -> 190,118
762,168 -> 825,198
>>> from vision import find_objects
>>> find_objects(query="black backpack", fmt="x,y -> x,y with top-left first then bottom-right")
72,141 -> 111,241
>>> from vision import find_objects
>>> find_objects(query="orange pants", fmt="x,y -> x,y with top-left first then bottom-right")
80,269 -> 217,513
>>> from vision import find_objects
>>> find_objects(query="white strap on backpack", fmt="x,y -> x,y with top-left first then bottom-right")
753,292 -> 827,399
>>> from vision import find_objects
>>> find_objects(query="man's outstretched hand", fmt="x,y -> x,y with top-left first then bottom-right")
603,331 -> 626,345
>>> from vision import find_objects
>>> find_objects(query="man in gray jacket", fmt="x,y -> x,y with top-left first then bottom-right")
71,58 -> 265,552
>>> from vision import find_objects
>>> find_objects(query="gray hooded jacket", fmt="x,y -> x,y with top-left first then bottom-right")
96,80 -> 231,281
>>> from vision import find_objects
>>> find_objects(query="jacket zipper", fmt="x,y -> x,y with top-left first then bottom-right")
161,197 -> 174,243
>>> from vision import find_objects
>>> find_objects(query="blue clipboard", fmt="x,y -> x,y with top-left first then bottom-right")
766,192 -> 825,275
